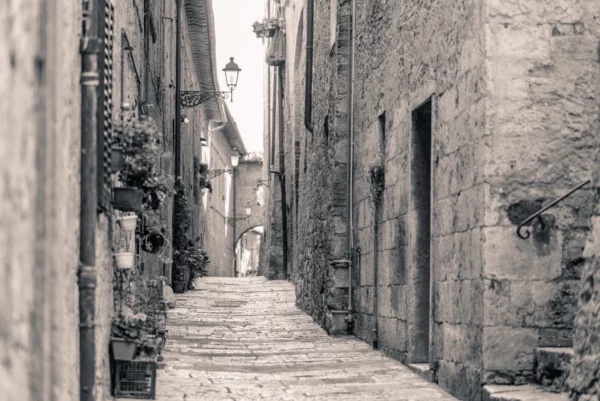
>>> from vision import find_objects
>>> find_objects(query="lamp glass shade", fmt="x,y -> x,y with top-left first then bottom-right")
231,153 -> 240,167
223,57 -> 241,89
245,207 -> 252,216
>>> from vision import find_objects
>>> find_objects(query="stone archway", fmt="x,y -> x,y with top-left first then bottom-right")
235,226 -> 264,277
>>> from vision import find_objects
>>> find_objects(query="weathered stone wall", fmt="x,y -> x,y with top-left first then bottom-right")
203,124 -> 237,277
482,0 -> 600,387
272,0 -> 599,400
0,0 -> 81,399
570,116 -> 600,400
234,160 -> 265,240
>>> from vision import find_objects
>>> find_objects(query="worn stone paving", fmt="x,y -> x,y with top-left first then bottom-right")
152,277 -> 457,400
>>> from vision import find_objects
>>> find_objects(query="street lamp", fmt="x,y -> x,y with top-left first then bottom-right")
231,148 -> 240,168
181,57 -> 242,107
207,148 -> 242,179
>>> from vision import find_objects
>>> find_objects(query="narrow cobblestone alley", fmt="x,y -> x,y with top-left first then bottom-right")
151,277 -> 457,400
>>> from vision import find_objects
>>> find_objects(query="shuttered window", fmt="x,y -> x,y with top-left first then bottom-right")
97,0 -> 115,212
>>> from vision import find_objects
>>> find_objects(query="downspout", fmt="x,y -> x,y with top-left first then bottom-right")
79,0 -> 100,399
304,0 -> 314,133
346,0 -> 356,330
279,66 -> 289,280
172,0 -> 182,285
174,0 -> 182,179
233,167 -> 237,277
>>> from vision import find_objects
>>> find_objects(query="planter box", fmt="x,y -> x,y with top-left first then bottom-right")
111,338 -> 138,361
113,188 -> 143,212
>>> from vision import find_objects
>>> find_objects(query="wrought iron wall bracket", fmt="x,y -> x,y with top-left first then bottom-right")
208,169 -> 231,179
517,179 -> 591,239
181,91 -> 229,108
225,216 -> 248,224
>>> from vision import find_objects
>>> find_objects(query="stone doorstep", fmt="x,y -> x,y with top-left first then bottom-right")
408,363 -> 436,384
534,347 -> 573,393
483,384 -> 569,401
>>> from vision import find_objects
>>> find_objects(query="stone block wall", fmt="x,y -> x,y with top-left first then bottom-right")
482,0 -> 600,387
270,0 -> 599,400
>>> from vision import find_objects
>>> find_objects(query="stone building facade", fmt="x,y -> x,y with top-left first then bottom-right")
261,0 -> 600,400
0,0 -> 242,399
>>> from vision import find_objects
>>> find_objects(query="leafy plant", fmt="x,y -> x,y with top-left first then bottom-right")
111,306 -> 148,342
172,180 -> 210,285
367,156 -> 385,204
112,115 -> 173,210
140,220 -> 168,254
194,157 -> 212,196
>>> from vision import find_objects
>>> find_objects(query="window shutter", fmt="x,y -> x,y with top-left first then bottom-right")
97,0 -> 115,212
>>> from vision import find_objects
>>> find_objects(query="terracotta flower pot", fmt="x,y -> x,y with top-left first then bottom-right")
115,252 -> 135,269
111,337 -> 138,361
112,187 -> 143,212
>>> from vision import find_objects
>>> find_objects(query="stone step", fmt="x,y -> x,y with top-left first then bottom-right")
534,347 -> 573,392
483,384 -> 569,401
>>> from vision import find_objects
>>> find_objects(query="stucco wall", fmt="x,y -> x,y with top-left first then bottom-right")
0,0 -> 82,399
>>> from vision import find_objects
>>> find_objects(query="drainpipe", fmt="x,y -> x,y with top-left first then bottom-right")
174,0 -> 182,179
233,167 -> 237,277
345,0 -> 356,330
79,0 -> 100,399
304,0 -> 314,133
279,66 -> 289,280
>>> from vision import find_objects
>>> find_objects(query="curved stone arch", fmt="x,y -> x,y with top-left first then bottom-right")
235,224 -> 264,245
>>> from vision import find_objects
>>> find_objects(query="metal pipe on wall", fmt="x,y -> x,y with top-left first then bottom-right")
279,66 -> 288,280
346,0 -> 357,326
79,0 -> 101,398
304,0 -> 314,133
174,0 -> 182,179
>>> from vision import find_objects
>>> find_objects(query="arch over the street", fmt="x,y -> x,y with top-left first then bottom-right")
236,225 -> 264,245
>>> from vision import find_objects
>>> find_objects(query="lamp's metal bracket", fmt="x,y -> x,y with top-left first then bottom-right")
181,91 -> 229,108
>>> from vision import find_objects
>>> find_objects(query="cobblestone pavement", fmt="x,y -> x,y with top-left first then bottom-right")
153,277 -> 457,401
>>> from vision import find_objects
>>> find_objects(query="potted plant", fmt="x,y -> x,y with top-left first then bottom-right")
172,267 -> 188,294
115,222 -> 135,269
117,213 -> 138,232
114,252 -> 135,269
177,242 -> 210,290
141,223 -> 167,254
112,115 -> 173,211
110,307 -> 148,361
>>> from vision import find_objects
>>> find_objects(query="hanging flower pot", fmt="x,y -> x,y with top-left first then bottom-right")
145,190 -> 162,211
117,214 -> 138,232
115,252 -> 135,269
111,337 -> 138,361
142,231 -> 166,254
112,187 -> 144,212
110,147 -> 126,171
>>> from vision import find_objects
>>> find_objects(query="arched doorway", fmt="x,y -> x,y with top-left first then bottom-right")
235,226 -> 264,277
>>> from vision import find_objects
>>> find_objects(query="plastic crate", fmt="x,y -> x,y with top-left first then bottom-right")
113,359 -> 157,399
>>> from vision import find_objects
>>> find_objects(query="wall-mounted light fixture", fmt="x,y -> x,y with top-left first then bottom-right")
181,57 -> 241,107
225,202 -> 252,224
231,148 -> 240,168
